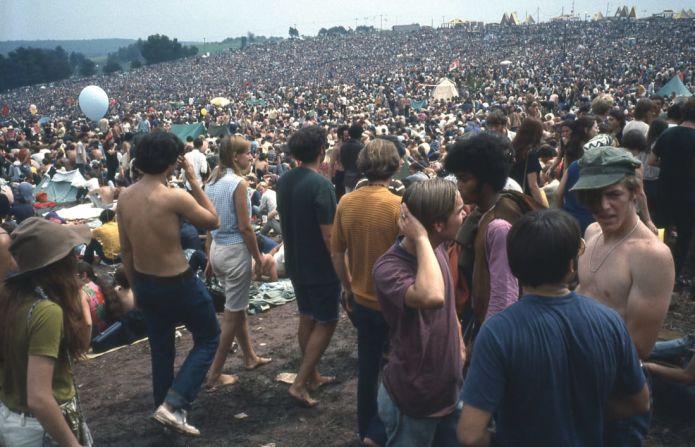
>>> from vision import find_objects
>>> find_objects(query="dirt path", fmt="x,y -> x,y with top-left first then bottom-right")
77,303 -> 360,446
76,295 -> 694,446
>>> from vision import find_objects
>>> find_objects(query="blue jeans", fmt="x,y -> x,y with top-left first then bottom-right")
377,383 -> 460,447
133,269 -> 220,411
649,335 -> 695,363
354,302 -> 389,444
603,369 -> 653,447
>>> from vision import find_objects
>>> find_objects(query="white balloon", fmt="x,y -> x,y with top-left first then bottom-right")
78,85 -> 109,121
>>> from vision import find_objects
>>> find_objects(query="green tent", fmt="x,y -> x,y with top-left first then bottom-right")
656,76 -> 693,98
246,99 -> 268,107
170,123 -> 206,142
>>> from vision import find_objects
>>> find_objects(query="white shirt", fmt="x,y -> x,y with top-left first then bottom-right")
259,189 -> 277,216
184,149 -> 208,187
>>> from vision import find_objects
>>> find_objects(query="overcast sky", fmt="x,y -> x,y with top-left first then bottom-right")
1,0 -> 692,42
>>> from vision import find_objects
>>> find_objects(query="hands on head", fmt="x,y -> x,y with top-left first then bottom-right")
398,203 -> 427,241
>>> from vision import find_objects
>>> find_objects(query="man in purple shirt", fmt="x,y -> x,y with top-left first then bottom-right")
444,133 -> 521,350
373,178 -> 465,446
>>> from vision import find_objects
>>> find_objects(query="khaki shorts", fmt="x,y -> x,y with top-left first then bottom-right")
210,241 -> 252,312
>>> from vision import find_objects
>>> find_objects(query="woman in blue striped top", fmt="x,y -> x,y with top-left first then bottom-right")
204,136 -> 271,391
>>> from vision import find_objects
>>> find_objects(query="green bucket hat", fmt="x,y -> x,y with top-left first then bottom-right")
570,146 -> 641,191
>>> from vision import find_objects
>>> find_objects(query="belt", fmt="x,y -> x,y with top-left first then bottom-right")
1,402 -> 35,419
134,267 -> 195,285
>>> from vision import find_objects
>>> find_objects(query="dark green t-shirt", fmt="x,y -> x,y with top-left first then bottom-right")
277,167 -> 338,285
0,298 -> 74,413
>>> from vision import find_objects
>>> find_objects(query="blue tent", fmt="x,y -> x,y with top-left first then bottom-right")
656,76 -> 692,98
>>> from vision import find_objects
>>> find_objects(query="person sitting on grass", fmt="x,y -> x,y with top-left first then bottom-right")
83,209 -> 121,265
77,261 -> 114,337
251,242 -> 286,282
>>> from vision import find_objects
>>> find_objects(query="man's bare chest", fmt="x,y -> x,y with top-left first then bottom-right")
578,257 -> 633,314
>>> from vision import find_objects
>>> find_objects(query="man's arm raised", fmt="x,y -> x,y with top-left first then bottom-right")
400,204 -> 445,310
625,241 -> 674,359
172,155 -> 219,230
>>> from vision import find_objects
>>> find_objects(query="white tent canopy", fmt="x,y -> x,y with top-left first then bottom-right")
432,78 -> 459,100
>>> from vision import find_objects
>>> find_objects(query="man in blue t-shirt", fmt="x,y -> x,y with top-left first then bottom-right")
458,209 -> 649,447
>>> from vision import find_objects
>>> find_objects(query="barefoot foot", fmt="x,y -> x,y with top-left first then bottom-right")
205,374 -> 238,392
288,385 -> 319,407
245,356 -> 272,370
307,374 -> 336,392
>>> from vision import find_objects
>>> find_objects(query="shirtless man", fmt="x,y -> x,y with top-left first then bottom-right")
117,131 -> 220,437
572,146 -> 674,446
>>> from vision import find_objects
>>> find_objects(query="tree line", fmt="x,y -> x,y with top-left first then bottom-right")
0,35 -> 199,92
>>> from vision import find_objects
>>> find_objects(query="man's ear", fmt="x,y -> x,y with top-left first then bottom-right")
432,219 -> 445,235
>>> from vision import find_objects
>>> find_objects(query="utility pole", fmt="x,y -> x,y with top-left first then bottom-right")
537,6 -> 540,23
606,1 -> 610,17
380,14 -> 383,31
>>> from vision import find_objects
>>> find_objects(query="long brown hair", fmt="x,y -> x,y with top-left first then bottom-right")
512,118 -> 543,161
0,253 -> 89,360
207,135 -> 250,184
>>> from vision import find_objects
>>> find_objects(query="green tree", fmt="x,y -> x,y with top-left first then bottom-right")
103,58 -> 122,74
240,36 -> 248,49
289,27 -> 299,38
139,34 -> 198,65
130,59 -> 142,70
78,58 -> 96,77
0,46 -> 73,91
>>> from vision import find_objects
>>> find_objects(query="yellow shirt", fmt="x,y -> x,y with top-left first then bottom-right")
92,221 -> 121,259
331,186 -> 401,310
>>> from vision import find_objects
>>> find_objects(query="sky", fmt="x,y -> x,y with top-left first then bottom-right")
1,0 -> 693,42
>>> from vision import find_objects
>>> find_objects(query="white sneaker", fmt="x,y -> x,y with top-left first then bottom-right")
153,405 -> 200,437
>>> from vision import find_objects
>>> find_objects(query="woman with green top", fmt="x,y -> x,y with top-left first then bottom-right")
0,217 -> 93,447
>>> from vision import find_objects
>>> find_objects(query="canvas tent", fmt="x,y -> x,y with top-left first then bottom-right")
170,123 -> 206,143
657,76 -> 693,98
432,78 -> 459,100
208,123 -> 231,138
37,169 -> 87,203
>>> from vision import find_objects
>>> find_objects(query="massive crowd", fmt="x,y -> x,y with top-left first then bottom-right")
0,16 -> 695,447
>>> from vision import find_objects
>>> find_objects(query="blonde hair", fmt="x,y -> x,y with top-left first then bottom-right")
208,135 -> 250,184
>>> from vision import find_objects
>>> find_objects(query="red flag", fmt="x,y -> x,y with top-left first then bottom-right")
1,104 -> 8,116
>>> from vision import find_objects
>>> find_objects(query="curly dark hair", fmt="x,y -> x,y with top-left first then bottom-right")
287,126 -> 327,163
444,132 -> 512,193
133,130 -> 184,174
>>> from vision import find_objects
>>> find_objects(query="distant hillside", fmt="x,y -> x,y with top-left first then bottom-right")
0,39 -> 136,58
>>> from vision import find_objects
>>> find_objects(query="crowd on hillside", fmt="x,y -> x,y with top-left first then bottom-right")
1,16 -> 695,447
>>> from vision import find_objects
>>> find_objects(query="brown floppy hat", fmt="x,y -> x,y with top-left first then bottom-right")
10,217 -> 91,276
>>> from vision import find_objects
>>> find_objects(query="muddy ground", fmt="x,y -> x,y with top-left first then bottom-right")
76,289 -> 695,447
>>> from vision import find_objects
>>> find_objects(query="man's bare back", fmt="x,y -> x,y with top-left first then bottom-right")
118,157 -> 218,279
578,219 -> 674,359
